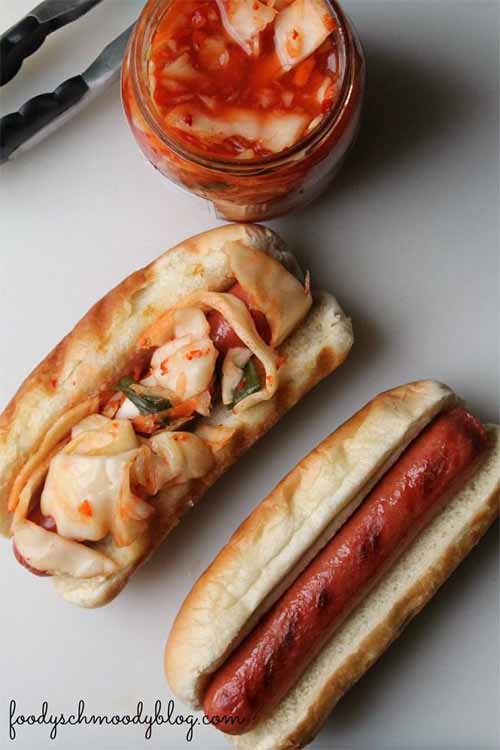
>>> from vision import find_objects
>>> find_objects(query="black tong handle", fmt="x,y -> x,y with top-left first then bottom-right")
0,1 -> 103,86
0,74 -> 88,163
0,15 -> 53,86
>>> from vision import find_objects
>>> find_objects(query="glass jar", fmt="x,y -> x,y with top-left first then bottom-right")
122,0 -> 365,221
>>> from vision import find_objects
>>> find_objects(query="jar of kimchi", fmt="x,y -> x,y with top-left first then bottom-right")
122,0 -> 365,221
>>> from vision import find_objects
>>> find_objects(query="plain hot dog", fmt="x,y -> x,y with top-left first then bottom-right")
165,382 -> 500,749
0,224 -> 354,608
203,407 -> 489,733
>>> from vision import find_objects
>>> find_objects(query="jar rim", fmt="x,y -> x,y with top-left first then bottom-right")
127,0 -> 357,174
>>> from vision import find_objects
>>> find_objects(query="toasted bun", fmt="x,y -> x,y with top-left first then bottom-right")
0,224 -> 353,606
234,424 -> 500,750
165,381 -> 459,706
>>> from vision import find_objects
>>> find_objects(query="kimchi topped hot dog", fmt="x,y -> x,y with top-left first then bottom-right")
0,224 -> 353,607
165,382 -> 500,749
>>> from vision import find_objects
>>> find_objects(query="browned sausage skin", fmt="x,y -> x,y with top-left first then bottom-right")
12,505 -> 58,577
203,408 -> 489,733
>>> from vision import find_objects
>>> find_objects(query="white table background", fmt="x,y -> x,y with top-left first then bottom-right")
0,1 -> 498,748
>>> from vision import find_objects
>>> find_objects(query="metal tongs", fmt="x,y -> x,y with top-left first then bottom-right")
0,0 -> 136,164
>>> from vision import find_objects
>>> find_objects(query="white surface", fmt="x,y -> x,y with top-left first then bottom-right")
0,1 -> 498,748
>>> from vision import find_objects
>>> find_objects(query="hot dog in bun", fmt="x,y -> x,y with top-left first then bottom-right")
0,224 -> 353,607
165,381 -> 499,749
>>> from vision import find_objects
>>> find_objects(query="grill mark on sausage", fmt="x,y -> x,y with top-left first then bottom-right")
421,455 -> 447,496
284,621 -> 296,646
263,654 -> 276,687
358,541 -> 369,563
317,588 -> 330,609
281,610 -> 300,650
358,518 -> 383,563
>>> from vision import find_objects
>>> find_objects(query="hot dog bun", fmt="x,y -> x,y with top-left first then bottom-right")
164,382 -> 499,749
234,425 -> 499,750
165,381 -> 457,704
0,224 -> 353,607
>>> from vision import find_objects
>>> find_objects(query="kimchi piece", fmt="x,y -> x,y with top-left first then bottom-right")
148,0 -> 340,159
